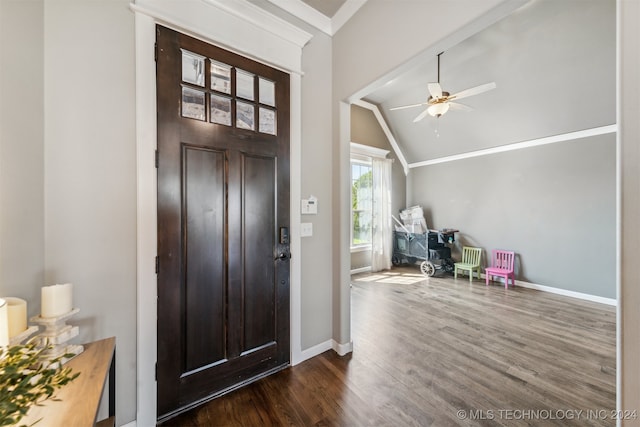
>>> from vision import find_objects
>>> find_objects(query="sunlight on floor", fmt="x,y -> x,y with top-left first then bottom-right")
353,271 -> 426,285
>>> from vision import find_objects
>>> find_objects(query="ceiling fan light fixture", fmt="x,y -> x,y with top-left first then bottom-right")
428,103 -> 449,118
389,51 -> 495,122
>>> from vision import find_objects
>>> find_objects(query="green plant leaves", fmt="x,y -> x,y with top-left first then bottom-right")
0,344 -> 80,426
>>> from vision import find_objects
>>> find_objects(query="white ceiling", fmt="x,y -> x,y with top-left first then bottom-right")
364,0 -> 615,163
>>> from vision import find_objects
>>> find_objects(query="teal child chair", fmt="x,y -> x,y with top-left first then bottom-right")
454,246 -> 482,282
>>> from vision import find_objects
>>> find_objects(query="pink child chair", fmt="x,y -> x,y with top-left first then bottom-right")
485,250 -> 515,288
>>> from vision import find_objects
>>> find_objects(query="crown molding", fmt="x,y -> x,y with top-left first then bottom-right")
267,0 -> 332,35
409,124 -> 617,169
201,0 -> 313,47
266,0 -> 367,36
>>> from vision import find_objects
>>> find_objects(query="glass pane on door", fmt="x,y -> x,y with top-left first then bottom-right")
181,50 -> 205,87
211,60 -> 231,94
182,87 -> 205,121
259,107 -> 276,135
236,69 -> 254,101
211,94 -> 231,126
259,78 -> 275,107
236,101 -> 255,130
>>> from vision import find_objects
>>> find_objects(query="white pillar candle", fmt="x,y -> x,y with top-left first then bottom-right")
41,283 -> 73,318
5,297 -> 27,338
0,299 -> 8,346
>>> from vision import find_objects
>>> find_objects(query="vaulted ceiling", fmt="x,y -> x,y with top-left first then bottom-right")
251,0 -> 615,165
364,0 -> 615,164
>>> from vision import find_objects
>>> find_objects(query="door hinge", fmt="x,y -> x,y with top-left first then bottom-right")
155,256 -> 159,274
155,150 -> 159,168
154,42 -> 158,62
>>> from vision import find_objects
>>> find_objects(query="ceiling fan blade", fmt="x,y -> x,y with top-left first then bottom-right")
448,102 -> 473,112
450,82 -> 496,101
413,108 -> 431,123
390,102 -> 428,111
428,82 -> 442,99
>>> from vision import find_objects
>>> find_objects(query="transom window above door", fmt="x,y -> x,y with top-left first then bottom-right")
180,49 -> 277,135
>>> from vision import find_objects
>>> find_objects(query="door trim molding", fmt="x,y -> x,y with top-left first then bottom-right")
134,7 -> 304,426
134,12 -> 158,427
200,0 -> 312,47
130,1 -> 310,75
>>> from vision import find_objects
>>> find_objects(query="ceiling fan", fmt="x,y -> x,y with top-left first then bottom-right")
390,52 -> 496,121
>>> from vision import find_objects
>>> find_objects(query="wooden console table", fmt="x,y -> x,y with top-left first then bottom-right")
20,337 -> 116,427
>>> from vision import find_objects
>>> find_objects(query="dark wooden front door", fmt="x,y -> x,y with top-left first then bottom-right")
155,26 -> 290,421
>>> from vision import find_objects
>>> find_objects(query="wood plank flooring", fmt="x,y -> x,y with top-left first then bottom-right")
159,267 -> 616,426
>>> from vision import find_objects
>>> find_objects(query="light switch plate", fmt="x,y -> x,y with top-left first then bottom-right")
301,222 -> 313,237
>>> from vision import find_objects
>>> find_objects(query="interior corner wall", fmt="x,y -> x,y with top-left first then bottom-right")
408,133 -> 616,299
350,104 -> 407,270
350,105 -> 406,215
300,31 -> 334,350
0,0 -> 45,308
43,1 -> 137,424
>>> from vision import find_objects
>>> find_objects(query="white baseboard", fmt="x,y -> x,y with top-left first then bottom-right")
481,274 -> 616,306
515,280 -> 616,306
332,339 -> 353,356
121,421 -> 137,427
350,266 -> 371,274
295,338 -> 354,366
297,339 -> 333,364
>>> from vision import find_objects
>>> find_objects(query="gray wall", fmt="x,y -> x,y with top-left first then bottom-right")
350,104 -> 407,270
409,133 -> 616,298
350,249 -> 371,271
0,0 -> 45,314
1,0 -> 137,424
44,1 -> 137,422
300,32 -> 334,350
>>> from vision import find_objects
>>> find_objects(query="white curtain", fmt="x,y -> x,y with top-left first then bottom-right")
371,158 -> 393,272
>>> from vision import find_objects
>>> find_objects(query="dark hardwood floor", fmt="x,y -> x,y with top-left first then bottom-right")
159,267 -> 616,426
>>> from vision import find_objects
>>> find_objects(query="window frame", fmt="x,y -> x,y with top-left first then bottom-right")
178,49 -> 278,136
349,143 -> 390,253
350,156 -> 374,250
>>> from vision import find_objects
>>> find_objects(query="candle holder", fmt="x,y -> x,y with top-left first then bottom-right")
29,308 -> 84,365
9,325 -> 39,346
